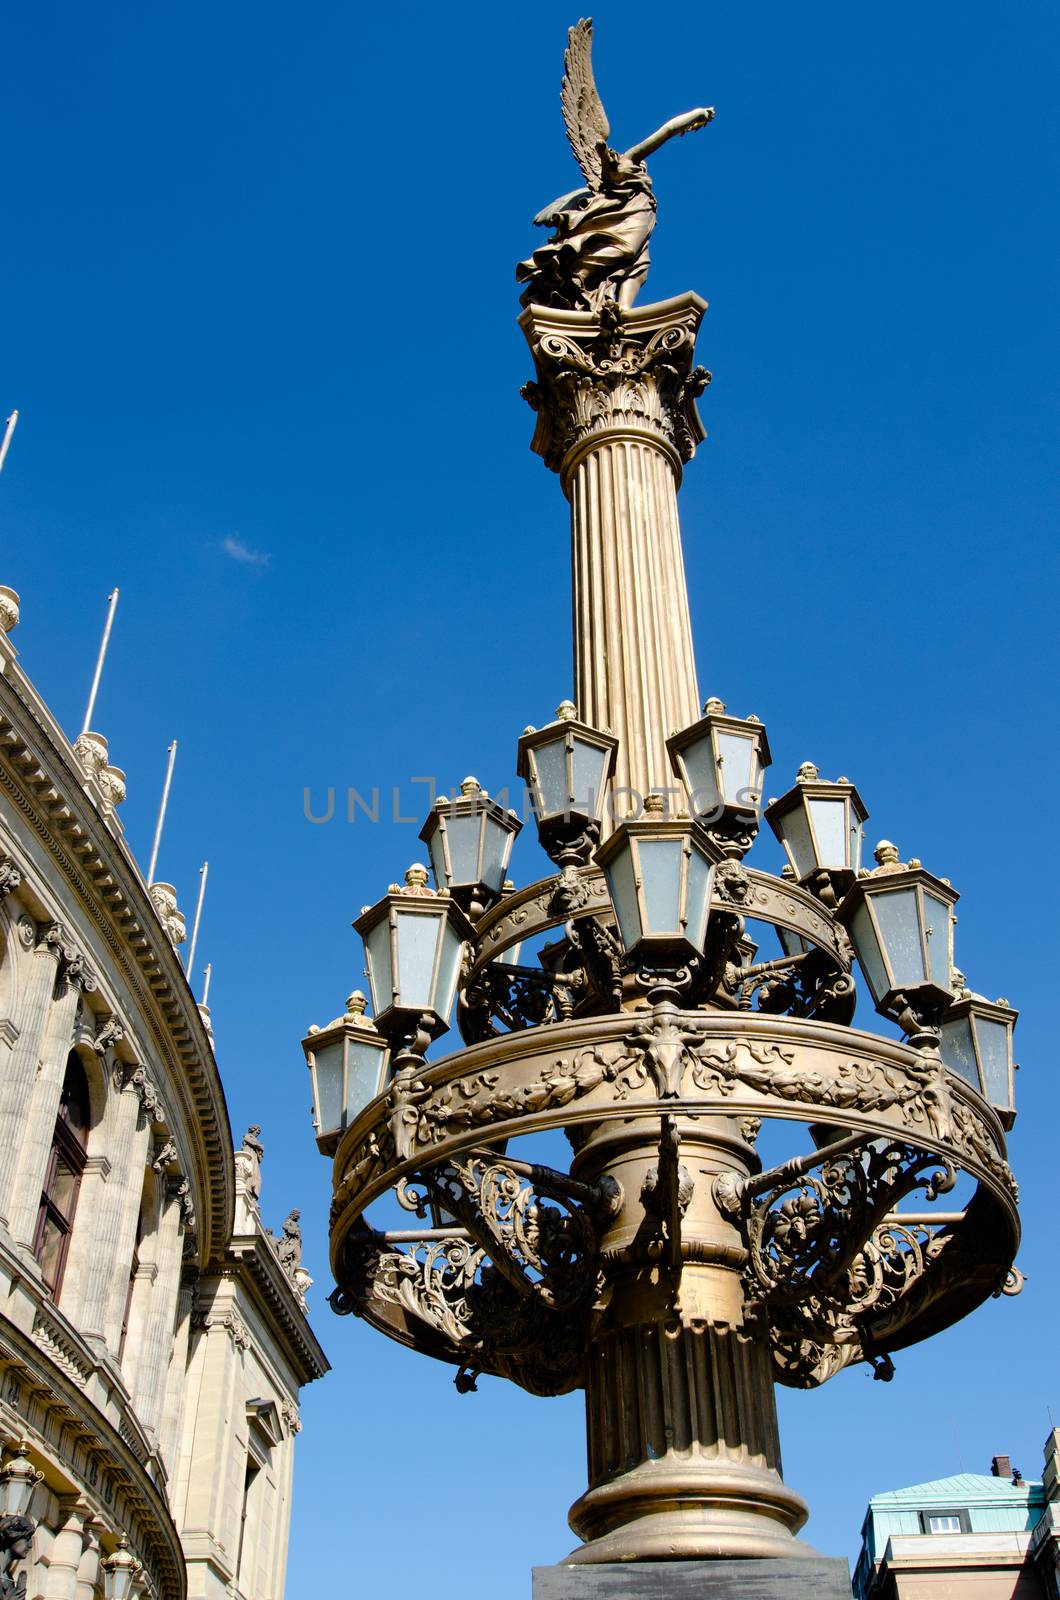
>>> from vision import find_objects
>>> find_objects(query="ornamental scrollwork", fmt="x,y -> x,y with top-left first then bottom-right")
0,855 -> 22,898
40,923 -> 98,994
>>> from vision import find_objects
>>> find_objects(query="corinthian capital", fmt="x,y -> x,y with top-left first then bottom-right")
519,292 -> 710,486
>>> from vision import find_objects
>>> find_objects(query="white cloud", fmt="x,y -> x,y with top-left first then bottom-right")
222,534 -> 270,567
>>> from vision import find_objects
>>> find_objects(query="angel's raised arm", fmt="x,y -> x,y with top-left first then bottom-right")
625,107 -> 715,163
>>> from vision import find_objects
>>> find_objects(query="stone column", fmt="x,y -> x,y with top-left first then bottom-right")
520,295 -> 709,807
74,1522 -> 100,1600
158,1265 -> 198,1477
44,1501 -> 90,1600
131,1183 -> 185,1440
7,932 -> 91,1252
69,1079 -> 149,1346
0,916 -> 62,1231
566,1112 -> 811,1564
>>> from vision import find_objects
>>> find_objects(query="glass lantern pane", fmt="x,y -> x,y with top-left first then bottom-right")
346,1038 -> 388,1121
939,1016 -> 979,1091
923,892 -> 952,988
716,731 -> 755,807
531,739 -> 569,820
639,839 -> 684,935
443,812 -> 483,886
425,832 -> 447,892
604,842 -> 641,950
779,802 -> 817,878
364,919 -> 394,1015
684,844 -> 713,951
679,735 -> 721,815
872,887 -> 926,988
974,1017 -> 1012,1106
850,901 -> 889,1001
778,926 -> 810,959
808,796 -> 849,869
571,739 -> 609,821
851,818 -> 864,873
479,815 -> 511,893
433,921 -> 464,1025
312,1039 -> 347,1136
395,909 -> 443,1010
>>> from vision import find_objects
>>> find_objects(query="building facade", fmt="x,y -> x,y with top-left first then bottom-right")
855,1435 -> 1060,1600
0,586 -> 327,1600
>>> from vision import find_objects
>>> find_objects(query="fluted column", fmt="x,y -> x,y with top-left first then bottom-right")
566,1113 -> 811,1564
131,1184 -> 185,1440
521,295 -> 708,805
0,917 -> 62,1231
71,1080 -> 149,1346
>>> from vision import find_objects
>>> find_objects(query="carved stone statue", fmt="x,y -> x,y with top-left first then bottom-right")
276,1209 -> 302,1273
517,19 -> 713,312
0,1516 -> 34,1600
241,1125 -> 265,1163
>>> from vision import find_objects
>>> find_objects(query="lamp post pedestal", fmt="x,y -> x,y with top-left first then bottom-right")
532,1557 -> 853,1600
520,296 -> 708,807
566,1113 -> 813,1566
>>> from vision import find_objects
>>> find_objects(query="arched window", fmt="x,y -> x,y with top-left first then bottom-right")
33,1053 -> 90,1297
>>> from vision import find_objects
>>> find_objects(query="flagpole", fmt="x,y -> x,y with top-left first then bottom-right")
0,411 -> 18,476
80,587 -> 120,736
186,861 -> 209,976
146,739 -> 177,884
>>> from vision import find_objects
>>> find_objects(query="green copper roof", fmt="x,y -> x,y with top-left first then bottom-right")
870,1473 -> 1043,1508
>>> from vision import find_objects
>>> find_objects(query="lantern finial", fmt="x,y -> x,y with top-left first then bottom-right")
872,840 -> 903,873
796,761 -> 819,782
555,700 -> 578,721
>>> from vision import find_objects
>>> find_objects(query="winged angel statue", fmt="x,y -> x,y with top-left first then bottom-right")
517,19 -> 714,312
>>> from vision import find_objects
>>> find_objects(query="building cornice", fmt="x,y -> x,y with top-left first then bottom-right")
0,643 -> 233,1259
211,1231 -> 329,1388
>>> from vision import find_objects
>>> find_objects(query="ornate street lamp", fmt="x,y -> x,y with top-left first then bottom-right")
101,1537 -> 142,1600
0,1442 -> 42,1517
315,22 -> 1025,1590
595,794 -> 719,992
837,842 -> 958,1033
419,777 -> 522,918
940,989 -> 1018,1129
667,697 -> 771,854
765,763 -> 868,905
354,866 -> 473,1050
302,992 -> 389,1153
517,702 -> 617,867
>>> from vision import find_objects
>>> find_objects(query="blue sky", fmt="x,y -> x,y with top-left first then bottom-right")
2,1 -> 1058,1593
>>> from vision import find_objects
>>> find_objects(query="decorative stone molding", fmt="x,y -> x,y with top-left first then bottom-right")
91,1016 -> 125,1056
40,923 -> 99,994
97,765 -> 126,809
15,915 -> 34,950
0,853 -> 21,898
280,1398 -> 302,1435
147,883 -> 185,949
0,587 -> 20,634
193,1308 -> 250,1350
167,1175 -> 196,1232
151,1139 -> 178,1173
73,732 -> 109,784
115,1062 -> 167,1125
520,294 -> 709,484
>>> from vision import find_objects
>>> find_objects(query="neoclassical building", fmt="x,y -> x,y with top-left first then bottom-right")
0,585 -> 327,1600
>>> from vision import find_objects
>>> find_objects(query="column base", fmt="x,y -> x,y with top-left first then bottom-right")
532,1557 -> 851,1600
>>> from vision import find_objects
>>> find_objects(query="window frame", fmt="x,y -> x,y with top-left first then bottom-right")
33,1054 -> 90,1298
919,1508 -> 971,1535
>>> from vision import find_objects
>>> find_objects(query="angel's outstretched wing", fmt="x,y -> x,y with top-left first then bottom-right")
561,18 -> 610,192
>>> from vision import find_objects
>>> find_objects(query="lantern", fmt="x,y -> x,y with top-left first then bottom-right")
765,763 -> 868,901
940,993 -> 1018,1128
838,843 -> 958,1026
516,702 -> 617,866
354,866 -> 473,1045
667,697 -> 771,850
302,991 -> 390,1152
0,1441 -> 42,1517
595,795 -> 719,972
102,1539 -> 142,1600
419,777 -> 521,917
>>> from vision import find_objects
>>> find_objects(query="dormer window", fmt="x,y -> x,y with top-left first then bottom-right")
920,1509 -> 970,1534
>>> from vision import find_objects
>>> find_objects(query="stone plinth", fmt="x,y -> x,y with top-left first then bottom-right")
532,1557 -> 852,1600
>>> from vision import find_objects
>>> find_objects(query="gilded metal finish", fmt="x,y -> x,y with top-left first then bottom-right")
320,20 -> 1022,1571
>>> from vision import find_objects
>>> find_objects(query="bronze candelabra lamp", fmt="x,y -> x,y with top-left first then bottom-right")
304,20 -> 1021,1589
